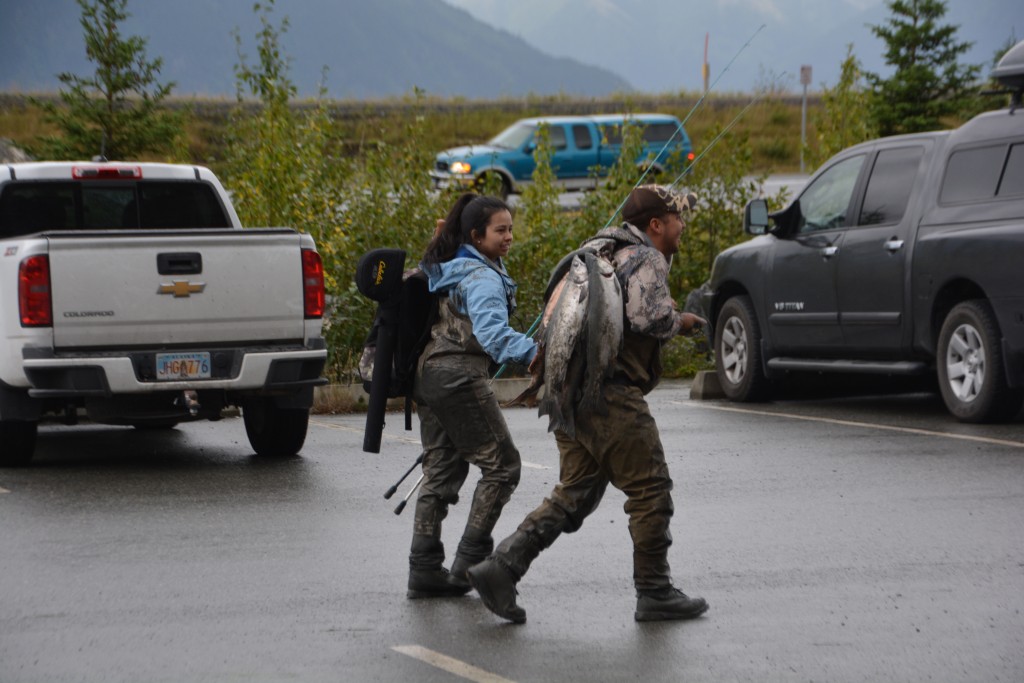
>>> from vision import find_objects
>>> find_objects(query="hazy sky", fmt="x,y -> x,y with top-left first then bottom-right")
442,0 -> 1015,93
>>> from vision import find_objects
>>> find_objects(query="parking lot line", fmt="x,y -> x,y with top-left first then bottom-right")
392,645 -> 517,683
675,401 -> 1024,449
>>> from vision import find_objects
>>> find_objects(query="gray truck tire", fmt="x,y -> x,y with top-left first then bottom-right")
242,397 -> 309,457
714,295 -> 771,402
937,299 -> 1024,423
0,420 -> 38,467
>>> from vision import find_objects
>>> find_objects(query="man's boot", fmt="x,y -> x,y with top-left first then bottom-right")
448,556 -> 473,591
448,527 -> 494,591
634,586 -> 709,622
408,534 -> 470,599
408,567 -> 472,599
466,557 -> 526,623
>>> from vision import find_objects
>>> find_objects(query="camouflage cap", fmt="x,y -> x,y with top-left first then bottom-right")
622,185 -> 698,223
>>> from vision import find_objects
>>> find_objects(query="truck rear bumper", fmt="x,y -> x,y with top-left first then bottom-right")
22,348 -> 327,397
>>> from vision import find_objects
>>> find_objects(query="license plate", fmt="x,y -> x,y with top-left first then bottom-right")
156,352 -> 211,380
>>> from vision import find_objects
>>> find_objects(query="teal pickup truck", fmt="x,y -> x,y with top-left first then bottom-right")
430,113 -> 693,198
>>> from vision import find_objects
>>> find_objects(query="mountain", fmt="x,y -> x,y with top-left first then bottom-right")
441,0 -> 1020,93
0,0 -> 631,99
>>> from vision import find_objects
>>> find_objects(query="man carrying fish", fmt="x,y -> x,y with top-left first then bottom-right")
468,184 -> 709,623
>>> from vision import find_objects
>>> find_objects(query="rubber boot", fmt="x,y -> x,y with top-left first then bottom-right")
448,527 -> 494,591
634,587 -> 709,621
408,534 -> 470,599
466,557 -> 526,624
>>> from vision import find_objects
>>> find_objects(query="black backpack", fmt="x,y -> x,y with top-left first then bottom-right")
355,248 -> 438,453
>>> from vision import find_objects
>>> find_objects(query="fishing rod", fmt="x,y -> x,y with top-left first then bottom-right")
603,23 -> 767,229
491,25 -> 768,382
669,89 -> 768,189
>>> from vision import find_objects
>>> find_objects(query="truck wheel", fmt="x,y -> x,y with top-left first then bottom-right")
714,295 -> 770,402
0,420 -> 38,467
476,172 -> 511,200
242,398 -> 309,457
937,300 -> 1024,423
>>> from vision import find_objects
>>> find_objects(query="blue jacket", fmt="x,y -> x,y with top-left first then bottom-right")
423,245 -> 537,366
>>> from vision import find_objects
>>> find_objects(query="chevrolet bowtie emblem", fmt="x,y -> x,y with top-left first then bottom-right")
158,280 -> 206,297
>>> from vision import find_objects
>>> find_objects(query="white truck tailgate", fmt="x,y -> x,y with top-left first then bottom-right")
47,229 -> 307,348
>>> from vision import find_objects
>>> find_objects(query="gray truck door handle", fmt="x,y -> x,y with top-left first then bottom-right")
822,245 -> 839,259
884,239 -> 905,253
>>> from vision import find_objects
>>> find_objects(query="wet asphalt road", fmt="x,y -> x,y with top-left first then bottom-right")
1,381 -> 1022,683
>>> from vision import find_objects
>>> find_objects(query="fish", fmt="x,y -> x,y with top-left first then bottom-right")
536,254 -> 589,435
502,249 -> 624,437
499,273 -> 568,409
577,251 -> 623,417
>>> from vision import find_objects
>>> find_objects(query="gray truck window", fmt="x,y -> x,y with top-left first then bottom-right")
0,184 -> 75,237
998,143 -> 1024,197
798,155 -> 865,233
0,181 -> 230,237
940,144 -> 1006,203
573,124 -> 593,150
602,125 -> 623,145
857,146 -> 924,226
546,125 -> 568,151
642,123 -> 680,143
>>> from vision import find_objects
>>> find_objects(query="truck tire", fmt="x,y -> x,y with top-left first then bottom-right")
714,295 -> 771,402
476,172 -> 511,200
0,420 -> 38,467
937,300 -> 1024,423
242,397 -> 309,457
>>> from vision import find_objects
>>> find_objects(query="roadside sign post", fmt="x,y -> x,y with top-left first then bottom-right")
800,65 -> 811,174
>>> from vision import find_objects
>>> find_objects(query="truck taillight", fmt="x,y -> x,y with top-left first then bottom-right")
71,165 -> 142,179
302,249 -> 325,319
19,255 -> 52,327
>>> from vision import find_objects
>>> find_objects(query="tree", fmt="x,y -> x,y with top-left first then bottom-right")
33,0 -> 184,160
808,45 -> 876,170
865,0 -> 981,136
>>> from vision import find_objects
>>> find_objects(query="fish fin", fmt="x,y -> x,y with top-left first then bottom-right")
576,387 -> 609,417
500,381 -> 542,408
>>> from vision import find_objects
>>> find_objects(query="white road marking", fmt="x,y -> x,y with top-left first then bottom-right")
309,419 -> 550,468
675,401 -> 1024,449
392,645 -> 516,683
0,486 -> 9,494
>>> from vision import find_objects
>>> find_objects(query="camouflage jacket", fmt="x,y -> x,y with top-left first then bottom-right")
585,223 -> 685,340
584,223 -> 685,392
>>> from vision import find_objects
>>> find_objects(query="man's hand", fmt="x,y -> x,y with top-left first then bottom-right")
681,312 -> 708,337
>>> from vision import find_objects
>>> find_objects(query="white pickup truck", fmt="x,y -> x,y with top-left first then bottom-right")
0,161 -> 328,466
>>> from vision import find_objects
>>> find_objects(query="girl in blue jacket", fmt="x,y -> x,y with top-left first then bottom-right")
406,193 -> 537,598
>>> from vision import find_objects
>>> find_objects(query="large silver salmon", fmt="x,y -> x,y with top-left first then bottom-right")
537,254 -> 589,435
499,267 -> 568,409
578,251 -> 623,416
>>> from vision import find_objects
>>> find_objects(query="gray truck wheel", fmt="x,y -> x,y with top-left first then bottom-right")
0,420 -> 38,467
714,295 -> 770,402
242,398 -> 309,457
937,300 -> 1023,423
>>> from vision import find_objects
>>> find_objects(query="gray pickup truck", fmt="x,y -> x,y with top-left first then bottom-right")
0,162 -> 328,466
701,41 -> 1024,423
